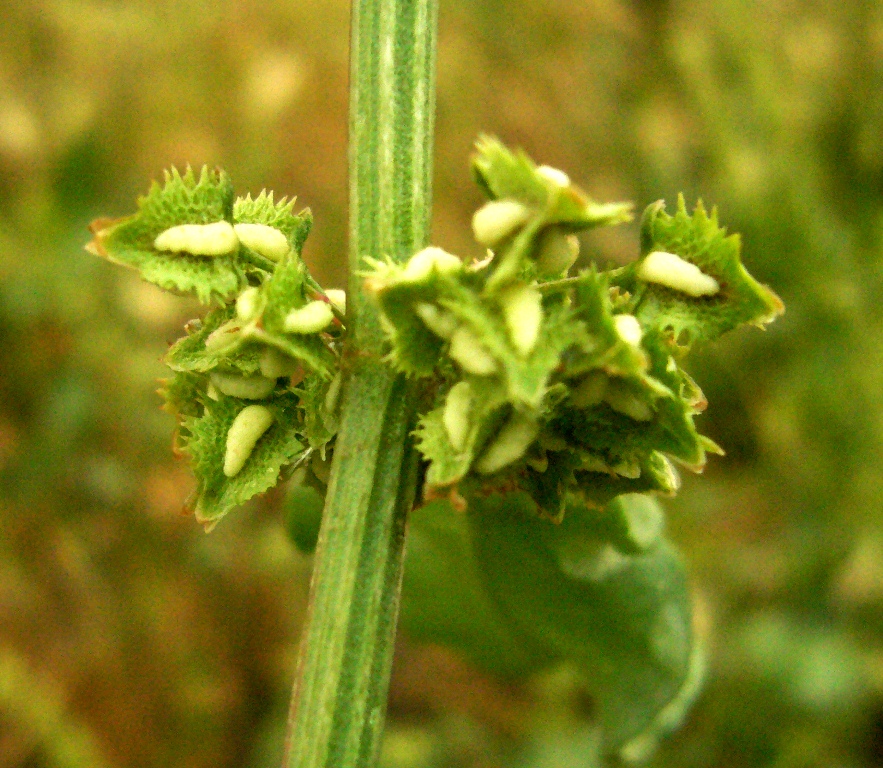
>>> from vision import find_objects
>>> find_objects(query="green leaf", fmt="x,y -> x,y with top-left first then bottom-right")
400,499 -> 549,678
469,491 -> 697,752
88,166 -> 248,304
165,306 -> 263,375
299,372 -> 341,450
612,196 -> 784,345
181,390 -> 306,530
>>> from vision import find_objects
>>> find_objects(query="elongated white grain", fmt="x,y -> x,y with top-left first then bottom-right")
443,381 -> 474,451
637,250 -> 720,297
501,284 -> 543,356
449,327 -> 498,375
471,200 -> 531,247
209,371 -> 277,400
475,412 -> 539,474
223,405 -> 274,477
233,223 -> 290,261
154,221 -> 238,256
283,301 -> 335,334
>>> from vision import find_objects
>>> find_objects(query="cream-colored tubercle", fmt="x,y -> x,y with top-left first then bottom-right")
475,413 -> 539,474
536,165 -> 570,188
501,284 -> 543,356
637,250 -> 720,297
283,301 -> 335,334
325,289 -> 346,315
449,327 -> 498,375
154,221 -> 238,256
209,371 -> 276,400
233,223 -> 290,261
224,405 -> 274,477
614,314 -> 643,346
471,200 -> 531,247
403,247 -> 462,282
443,381 -> 474,451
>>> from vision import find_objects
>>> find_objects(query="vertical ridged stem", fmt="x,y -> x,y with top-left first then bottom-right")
282,1 -> 438,767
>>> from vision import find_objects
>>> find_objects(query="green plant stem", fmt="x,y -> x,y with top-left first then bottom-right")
282,1 -> 438,766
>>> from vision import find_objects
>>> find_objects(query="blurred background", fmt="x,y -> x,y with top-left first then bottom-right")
1,0 -> 882,765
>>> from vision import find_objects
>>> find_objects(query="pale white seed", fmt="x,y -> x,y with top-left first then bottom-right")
581,452 -> 641,478
637,250 -> 720,297
233,223 -> 290,261
283,301 -> 335,334
236,287 -> 261,322
403,247 -> 463,282
204,320 -> 243,352
536,228 -> 580,274
154,221 -> 238,256
571,371 -> 608,408
449,327 -> 498,375
224,405 -> 274,477
471,200 -> 531,247
209,371 -> 277,400
259,347 -> 301,379
536,164 -> 570,188
610,458 -> 642,479
475,413 -> 539,475
414,303 -> 458,340
604,380 -> 654,421
614,314 -> 643,346
443,381 -> 474,451
324,372 -> 343,415
501,284 -> 543,356
325,289 -> 346,315
580,453 -> 613,474
206,382 -> 220,401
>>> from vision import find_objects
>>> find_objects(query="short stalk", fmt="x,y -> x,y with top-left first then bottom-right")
282,1 -> 438,766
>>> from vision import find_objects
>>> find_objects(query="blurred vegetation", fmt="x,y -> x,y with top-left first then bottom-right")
1,0 -> 882,766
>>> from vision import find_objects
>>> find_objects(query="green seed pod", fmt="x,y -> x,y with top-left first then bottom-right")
233,222 -> 290,261
204,319 -> 243,352
223,404 -> 274,477
536,164 -> 570,188
571,371 -> 608,408
535,227 -> 580,275
324,372 -> 343,415
153,221 -> 238,256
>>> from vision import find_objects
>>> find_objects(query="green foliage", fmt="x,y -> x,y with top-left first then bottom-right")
90,137 -> 780,759
365,140 -> 780,523
90,169 -> 339,530
400,493 -> 701,755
